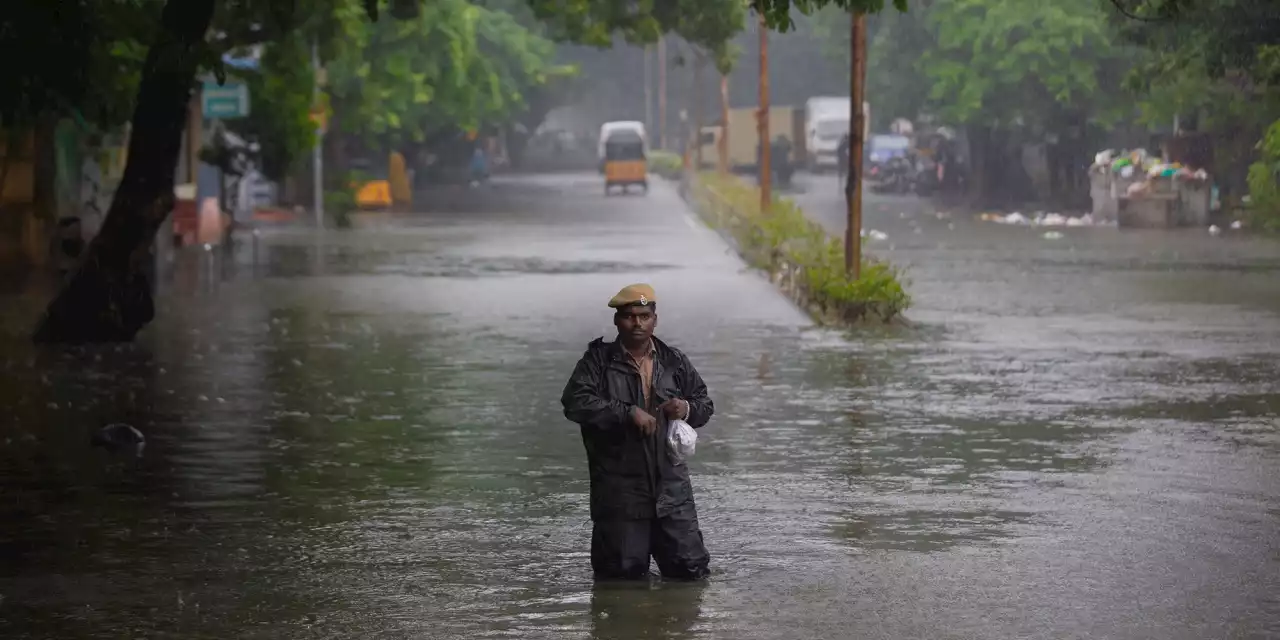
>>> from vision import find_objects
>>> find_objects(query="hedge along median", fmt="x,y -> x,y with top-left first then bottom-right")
684,171 -> 911,325
648,150 -> 685,180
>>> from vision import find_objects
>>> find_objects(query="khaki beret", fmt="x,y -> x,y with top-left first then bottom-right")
608,283 -> 657,308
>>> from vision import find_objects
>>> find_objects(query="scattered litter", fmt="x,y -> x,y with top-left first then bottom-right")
1042,231 -> 1064,240
860,229 -> 889,241
979,210 -> 1100,227
1208,225 -> 1221,236
1230,220 -> 1243,230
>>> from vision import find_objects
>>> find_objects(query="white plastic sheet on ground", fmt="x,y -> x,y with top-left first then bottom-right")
667,419 -> 697,465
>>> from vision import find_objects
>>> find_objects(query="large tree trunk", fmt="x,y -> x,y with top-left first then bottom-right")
33,114 -> 59,226
32,0 -> 216,344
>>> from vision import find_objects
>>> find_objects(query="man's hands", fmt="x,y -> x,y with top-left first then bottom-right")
659,398 -> 689,420
631,400 -> 689,436
631,406 -> 659,436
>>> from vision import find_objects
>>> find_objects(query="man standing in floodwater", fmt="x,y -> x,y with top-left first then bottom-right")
560,284 -> 715,580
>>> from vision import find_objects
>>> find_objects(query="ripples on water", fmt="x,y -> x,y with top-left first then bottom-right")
1,224 -> 1279,639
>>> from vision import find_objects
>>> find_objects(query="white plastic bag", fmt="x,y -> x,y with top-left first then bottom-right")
666,419 -> 698,464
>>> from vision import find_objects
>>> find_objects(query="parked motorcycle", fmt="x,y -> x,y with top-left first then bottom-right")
869,155 -> 914,194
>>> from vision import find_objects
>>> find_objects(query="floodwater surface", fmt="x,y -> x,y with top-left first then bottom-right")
1,174 -> 1278,639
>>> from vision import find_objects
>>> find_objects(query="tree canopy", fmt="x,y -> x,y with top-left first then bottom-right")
750,0 -> 909,32
322,0 -> 565,148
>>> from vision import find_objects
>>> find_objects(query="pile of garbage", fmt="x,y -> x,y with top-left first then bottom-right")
978,211 -> 1104,227
1091,148 -> 1210,198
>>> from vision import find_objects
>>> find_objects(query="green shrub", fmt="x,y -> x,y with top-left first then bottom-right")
691,172 -> 911,324
1246,118 -> 1280,232
647,150 -> 684,180
323,169 -> 367,229
324,190 -> 354,228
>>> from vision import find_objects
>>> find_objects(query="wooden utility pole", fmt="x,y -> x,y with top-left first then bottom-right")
693,51 -> 705,169
757,13 -> 771,213
644,45 -> 653,141
719,75 -> 730,175
312,39 -> 324,228
658,36 -> 668,150
845,13 -> 868,277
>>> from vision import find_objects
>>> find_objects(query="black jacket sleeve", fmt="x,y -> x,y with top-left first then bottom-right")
677,352 -> 714,428
561,351 -> 630,428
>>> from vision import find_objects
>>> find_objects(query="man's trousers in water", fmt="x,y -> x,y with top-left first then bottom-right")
590,502 -> 710,580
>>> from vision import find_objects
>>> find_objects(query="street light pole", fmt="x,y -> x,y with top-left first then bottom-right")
312,39 -> 324,229
845,13 -> 867,277
758,12 -> 771,214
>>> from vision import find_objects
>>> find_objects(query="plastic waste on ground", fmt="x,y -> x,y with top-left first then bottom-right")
667,419 -> 697,465
978,211 -> 1100,227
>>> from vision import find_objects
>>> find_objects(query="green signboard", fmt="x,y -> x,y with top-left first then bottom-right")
202,81 -> 250,119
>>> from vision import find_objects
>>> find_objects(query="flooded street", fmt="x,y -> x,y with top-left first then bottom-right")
2,173 -> 1279,639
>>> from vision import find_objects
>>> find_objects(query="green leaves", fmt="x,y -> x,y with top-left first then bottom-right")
323,0 -> 560,147
222,31 -> 316,180
752,0 -> 909,31
856,0 -> 1134,131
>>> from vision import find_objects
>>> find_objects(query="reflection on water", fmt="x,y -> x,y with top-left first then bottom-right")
590,581 -> 706,640
2,196 -> 1280,638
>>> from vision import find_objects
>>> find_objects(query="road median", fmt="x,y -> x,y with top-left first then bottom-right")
680,170 -> 911,325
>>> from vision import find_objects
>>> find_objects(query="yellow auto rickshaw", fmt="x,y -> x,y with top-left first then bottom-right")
352,152 -> 412,210
603,130 -> 648,196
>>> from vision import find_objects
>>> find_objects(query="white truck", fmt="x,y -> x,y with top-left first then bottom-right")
804,97 -> 870,172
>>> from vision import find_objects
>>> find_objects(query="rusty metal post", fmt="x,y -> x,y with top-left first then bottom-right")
758,13 -> 771,214
845,13 -> 867,277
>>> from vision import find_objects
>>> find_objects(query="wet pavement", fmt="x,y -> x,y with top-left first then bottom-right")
2,172 -> 1279,639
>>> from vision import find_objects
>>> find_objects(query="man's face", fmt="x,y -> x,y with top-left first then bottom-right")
614,305 -> 657,344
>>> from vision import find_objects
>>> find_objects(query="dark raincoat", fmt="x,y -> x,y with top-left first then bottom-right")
560,336 -> 714,579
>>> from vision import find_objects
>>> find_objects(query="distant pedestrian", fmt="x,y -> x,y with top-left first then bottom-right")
469,146 -> 489,184
560,283 -> 715,581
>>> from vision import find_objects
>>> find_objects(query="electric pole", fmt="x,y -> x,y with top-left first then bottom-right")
845,13 -> 868,277
644,45 -> 653,143
658,36 -> 668,150
719,75 -> 730,175
312,39 -> 324,229
758,13 -> 771,214
693,50 -> 704,169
